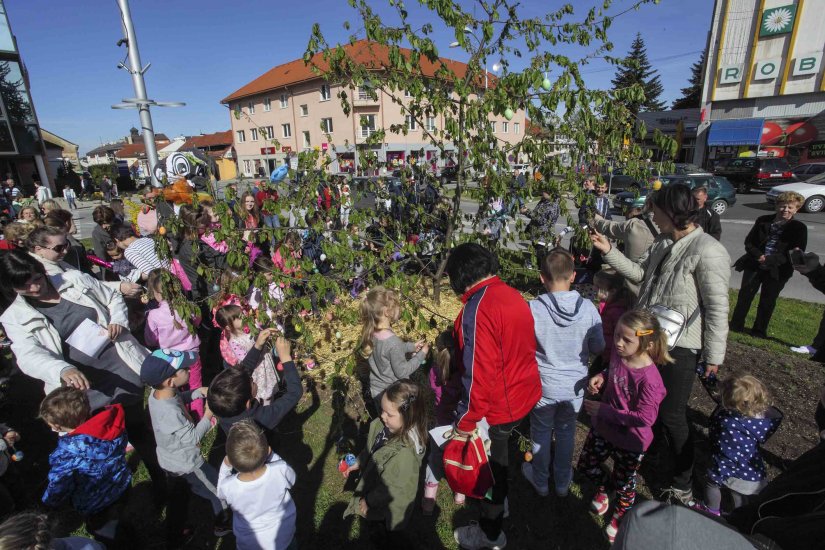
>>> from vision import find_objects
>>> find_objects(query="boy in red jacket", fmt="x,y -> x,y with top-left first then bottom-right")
447,243 -> 540,550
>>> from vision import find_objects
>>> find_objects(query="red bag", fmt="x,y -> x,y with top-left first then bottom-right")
442,429 -> 494,499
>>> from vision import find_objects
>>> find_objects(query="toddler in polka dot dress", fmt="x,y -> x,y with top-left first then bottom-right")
698,374 -> 782,516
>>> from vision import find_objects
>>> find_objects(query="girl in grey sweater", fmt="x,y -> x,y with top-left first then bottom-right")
359,288 -> 429,404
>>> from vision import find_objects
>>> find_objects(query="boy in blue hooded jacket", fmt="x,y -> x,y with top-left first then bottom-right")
39,387 -> 131,539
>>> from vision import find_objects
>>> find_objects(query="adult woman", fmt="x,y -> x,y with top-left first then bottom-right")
43,210 -> 93,274
0,222 -> 35,250
17,206 -> 39,224
172,204 -> 227,301
730,191 -> 807,338
0,250 -> 164,491
590,183 -> 731,505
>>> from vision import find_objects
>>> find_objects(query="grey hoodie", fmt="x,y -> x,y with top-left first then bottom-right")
529,290 -> 604,403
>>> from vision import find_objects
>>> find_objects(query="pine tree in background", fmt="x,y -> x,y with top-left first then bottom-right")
611,32 -> 665,114
672,50 -> 706,110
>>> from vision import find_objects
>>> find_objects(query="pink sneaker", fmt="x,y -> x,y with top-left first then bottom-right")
590,487 -> 609,516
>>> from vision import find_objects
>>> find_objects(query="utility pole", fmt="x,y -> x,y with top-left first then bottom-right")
111,0 -> 184,187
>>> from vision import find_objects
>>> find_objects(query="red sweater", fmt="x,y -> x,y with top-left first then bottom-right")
454,276 -> 540,432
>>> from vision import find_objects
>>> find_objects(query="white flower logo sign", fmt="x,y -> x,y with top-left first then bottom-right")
760,5 -> 797,37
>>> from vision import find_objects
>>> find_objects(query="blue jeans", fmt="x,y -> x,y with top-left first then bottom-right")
528,397 -> 580,494
263,213 -> 280,228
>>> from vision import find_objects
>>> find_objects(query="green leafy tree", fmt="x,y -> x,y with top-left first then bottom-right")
155,0 -> 676,376
611,32 -> 665,114
671,49 -> 706,110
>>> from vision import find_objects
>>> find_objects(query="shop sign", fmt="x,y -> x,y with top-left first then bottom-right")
754,58 -> 782,80
793,52 -> 823,76
260,147 -> 277,155
759,5 -> 796,38
281,146 -> 291,153
321,142 -> 328,151
809,141 -> 825,160
719,64 -> 743,84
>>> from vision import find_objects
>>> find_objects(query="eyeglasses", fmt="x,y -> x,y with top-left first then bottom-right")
42,243 -> 69,253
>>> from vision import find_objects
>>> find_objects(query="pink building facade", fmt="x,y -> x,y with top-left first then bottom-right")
222,41 -> 527,178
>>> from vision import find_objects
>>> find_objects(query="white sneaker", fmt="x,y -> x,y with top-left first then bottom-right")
454,522 -> 507,550
790,345 -> 817,355
521,462 -> 549,497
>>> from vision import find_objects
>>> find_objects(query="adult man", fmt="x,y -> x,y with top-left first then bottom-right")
691,185 -> 722,240
255,181 -> 280,228
513,168 -> 526,189
579,177 -> 610,225
447,243 -> 540,550
100,176 -> 112,202
3,178 -> 19,205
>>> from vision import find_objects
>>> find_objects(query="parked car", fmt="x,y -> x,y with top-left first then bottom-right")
438,165 -> 473,185
791,162 -> 825,182
612,174 -> 737,215
673,163 -> 710,175
765,171 -> 825,213
713,157 -> 796,193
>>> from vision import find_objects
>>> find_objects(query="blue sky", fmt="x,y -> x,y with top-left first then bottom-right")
7,0 -> 714,155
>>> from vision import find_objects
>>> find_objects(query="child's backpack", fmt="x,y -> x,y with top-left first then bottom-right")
442,428 -> 494,499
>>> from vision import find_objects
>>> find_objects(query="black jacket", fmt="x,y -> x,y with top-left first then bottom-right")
734,215 -> 807,280
694,207 -> 722,241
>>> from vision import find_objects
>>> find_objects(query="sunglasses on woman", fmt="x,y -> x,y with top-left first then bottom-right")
42,243 -> 69,253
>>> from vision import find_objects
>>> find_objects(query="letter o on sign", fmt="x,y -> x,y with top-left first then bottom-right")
754,59 -> 782,80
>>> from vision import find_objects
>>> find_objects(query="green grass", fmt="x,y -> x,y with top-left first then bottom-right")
727,289 -> 823,356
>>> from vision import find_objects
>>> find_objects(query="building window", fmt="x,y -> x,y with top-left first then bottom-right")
280,94 -> 288,108
243,159 -> 252,174
321,118 -> 333,133
250,128 -> 259,141
360,114 -> 376,137
514,122 -> 520,134
264,97 -> 271,112
233,103 -> 241,116
490,121 -> 496,133
406,115 -> 417,131
300,104 -> 308,117
281,124 -> 291,138
404,90 -> 412,98
264,126 -> 274,140
425,117 -> 436,131
248,101 -> 255,114
320,84 -> 331,101
236,130 -> 246,143
357,87 -> 371,100
502,122 -> 508,133
302,131 -> 311,148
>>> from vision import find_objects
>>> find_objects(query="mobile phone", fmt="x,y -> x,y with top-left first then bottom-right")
789,249 -> 805,266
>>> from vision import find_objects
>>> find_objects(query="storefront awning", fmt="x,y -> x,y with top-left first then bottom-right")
707,118 -> 765,146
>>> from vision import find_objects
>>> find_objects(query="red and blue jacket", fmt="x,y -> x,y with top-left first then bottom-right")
454,276 -> 540,432
43,404 -> 132,516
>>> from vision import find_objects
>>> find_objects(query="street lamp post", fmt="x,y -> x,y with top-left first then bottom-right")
111,0 -> 184,187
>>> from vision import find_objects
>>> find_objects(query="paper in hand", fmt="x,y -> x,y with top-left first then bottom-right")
66,318 -> 110,358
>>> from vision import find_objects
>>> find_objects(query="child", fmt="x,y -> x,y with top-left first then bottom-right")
217,420 -> 297,550
106,241 -> 141,282
145,269 -> 204,418
342,379 -> 428,548
358,287 -> 428,408
39,387 -> 131,541
248,255 -> 285,326
63,184 -> 77,210
207,334 -> 303,435
216,305 -> 279,405
592,270 -> 631,369
140,348 -> 231,542
577,310 -> 669,543
697,374 -> 782,516
523,248 -> 605,498
422,331 -> 464,514
0,512 -> 104,550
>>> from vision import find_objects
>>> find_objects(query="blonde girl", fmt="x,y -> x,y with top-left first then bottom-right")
358,287 -> 428,407
698,374 -> 782,516
342,379 -> 428,546
577,309 -> 670,543
144,269 -> 204,419
17,206 -> 39,224
215,304 -> 279,405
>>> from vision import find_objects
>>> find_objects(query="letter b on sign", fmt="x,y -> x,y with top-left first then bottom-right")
793,53 -> 822,76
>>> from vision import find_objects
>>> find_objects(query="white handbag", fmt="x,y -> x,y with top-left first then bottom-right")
648,304 -> 700,350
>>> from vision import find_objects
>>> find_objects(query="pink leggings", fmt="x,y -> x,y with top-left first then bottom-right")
186,357 -> 204,420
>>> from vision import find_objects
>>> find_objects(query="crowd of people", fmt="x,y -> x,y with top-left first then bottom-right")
0,172 -> 820,550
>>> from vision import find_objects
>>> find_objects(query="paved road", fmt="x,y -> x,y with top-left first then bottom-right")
68,185 -> 825,304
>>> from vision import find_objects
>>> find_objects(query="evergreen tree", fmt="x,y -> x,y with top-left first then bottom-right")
671,50 -> 706,110
611,32 -> 665,114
